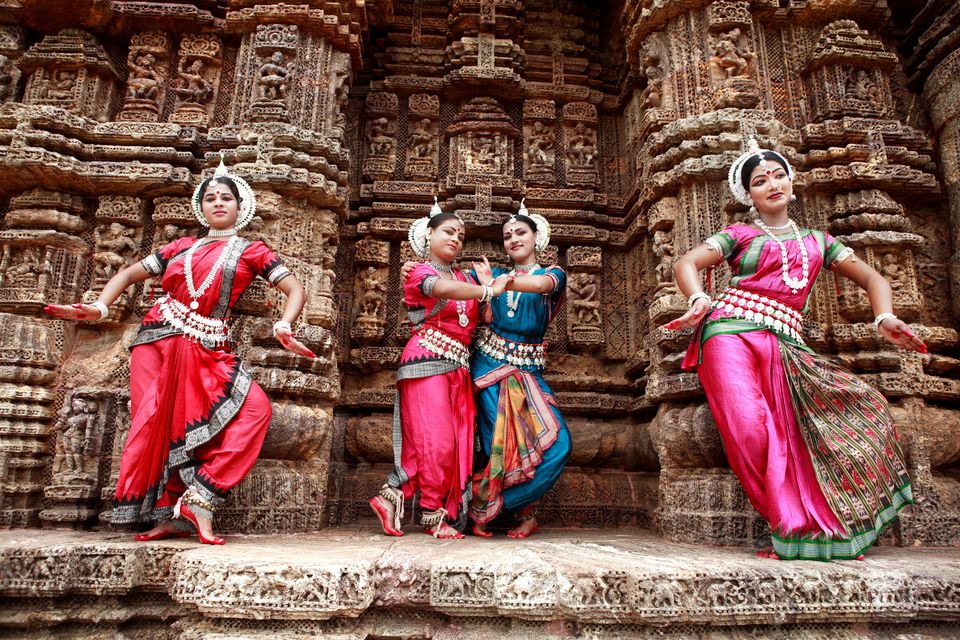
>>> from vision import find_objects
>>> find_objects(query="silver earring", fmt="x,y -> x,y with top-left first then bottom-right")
789,194 -> 797,202
749,205 -> 757,215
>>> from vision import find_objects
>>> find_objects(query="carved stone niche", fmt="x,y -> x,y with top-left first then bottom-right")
246,24 -> 300,123
705,2 -> 758,109
40,388 -> 128,529
0,189 -> 90,315
19,29 -> 121,122
363,91 -> 399,182
445,97 -> 520,186
169,34 -> 223,128
351,239 -> 390,346
562,102 -> 598,188
0,26 -> 26,104
802,20 -> 898,123
405,94 -> 440,182
566,246 -> 603,351
82,196 -> 147,322
138,197 -> 200,312
836,238 -> 925,323
118,32 -> 172,123
523,99 -> 556,186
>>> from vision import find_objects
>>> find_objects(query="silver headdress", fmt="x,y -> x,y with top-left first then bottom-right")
191,155 -> 257,231
408,197 -> 459,259
509,198 -> 550,252
726,139 -> 794,206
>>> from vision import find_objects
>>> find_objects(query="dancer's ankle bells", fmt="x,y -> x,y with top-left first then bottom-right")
174,487 -> 225,545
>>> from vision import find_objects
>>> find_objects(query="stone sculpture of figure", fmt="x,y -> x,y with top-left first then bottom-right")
93,223 -> 138,282
653,229 -> 677,294
568,272 -> 601,327
55,396 -> 97,476
172,58 -> 213,105
526,121 -> 554,168
258,52 -> 291,101
846,69 -> 879,102
319,251 -> 336,294
410,119 -> 435,158
880,253 -> 908,291
566,123 -> 597,168
126,53 -> 161,101
333,69 -> 349,131
46,68 -> 77,99
366,117 -> 395,157
4,246 -> 51,287
711,28 -> 752,79
471,136 -> 497,171
0,54 -> 12,102
641,47 -> 663,109
358,266 -> 386,319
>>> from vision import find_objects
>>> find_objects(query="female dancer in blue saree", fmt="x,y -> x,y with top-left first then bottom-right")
469,201 -> 571,538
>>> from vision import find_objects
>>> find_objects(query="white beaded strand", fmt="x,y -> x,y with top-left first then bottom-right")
754,218 -> 809,294
184,236 -> 238,310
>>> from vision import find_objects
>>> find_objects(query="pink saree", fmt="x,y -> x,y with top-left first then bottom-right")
683,224 -> 912,560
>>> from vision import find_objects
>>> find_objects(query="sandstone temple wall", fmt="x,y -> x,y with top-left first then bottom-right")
0,0 -> 955,552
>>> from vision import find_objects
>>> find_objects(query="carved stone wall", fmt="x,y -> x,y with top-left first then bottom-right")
0,0 -> 952,556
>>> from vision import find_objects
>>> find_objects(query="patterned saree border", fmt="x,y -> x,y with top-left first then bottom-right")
771,481 -> 913,561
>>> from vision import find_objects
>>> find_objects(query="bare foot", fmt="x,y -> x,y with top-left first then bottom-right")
471,522 -> 493,538
507,517 -> 539,539
756,546 -> 780,560
134,520 -> 189,541
425,521 -> 464,539
370,495 -> 404,536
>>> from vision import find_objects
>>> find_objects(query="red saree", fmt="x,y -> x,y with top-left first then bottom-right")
112,236 -> 291,524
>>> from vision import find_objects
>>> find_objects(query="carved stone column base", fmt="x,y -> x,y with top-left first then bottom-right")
712,77 -> 760,109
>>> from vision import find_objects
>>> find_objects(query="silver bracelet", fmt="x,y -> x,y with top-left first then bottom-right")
91,301 -> 109,320
484,285 -> 494,302
687,292 -> 711,308
272,320 -> 292,337
873,312 -> 897,331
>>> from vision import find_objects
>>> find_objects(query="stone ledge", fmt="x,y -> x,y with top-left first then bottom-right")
1,528 -> 959,627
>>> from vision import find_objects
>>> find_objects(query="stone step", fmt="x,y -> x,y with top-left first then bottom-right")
1,527 -> 959,637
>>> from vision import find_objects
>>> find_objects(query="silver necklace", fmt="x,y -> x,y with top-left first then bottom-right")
505,263 -> 540,318
207,227 -> 237,238
184,236 -> 238,310
430,260 -> 469,327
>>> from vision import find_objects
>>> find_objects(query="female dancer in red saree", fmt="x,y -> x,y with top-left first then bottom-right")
667,140 -> 925,560
369,203 -> 511,539
46,160 -> 314,544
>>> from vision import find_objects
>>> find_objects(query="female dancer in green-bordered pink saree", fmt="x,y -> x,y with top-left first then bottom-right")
667,140 -> 925,561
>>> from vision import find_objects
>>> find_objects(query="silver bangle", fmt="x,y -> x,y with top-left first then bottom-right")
272,320 -> 292,337
873,312 -> 897,331
91,301 -> 109,320
687,292 -> 710,308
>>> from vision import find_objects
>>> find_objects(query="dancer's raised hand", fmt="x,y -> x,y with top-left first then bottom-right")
400,261 -> 417,281
472,255 -> 494,285
44,303 -> 102,321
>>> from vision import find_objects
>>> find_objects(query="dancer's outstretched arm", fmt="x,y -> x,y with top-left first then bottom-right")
45,263 -> 152,321
664,244 -> 721,330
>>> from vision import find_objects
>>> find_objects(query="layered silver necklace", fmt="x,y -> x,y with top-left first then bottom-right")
505,263 -> 540,318
184,236 -> 238,310
431,260 -> 469,327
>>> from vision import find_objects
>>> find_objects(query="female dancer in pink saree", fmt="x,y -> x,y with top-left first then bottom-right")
668,140 -> 925,560
370,203 -> 511,539
46,160 -> 314,545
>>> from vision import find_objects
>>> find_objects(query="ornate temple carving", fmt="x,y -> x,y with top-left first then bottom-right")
0,10 -> 953,636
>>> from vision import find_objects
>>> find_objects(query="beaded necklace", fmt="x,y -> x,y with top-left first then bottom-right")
505,263 -> 540,318
754,218 -> 809,294
430,259 -> 469,327
184,236 -> 238,310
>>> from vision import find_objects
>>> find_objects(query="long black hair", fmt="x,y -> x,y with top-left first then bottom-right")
503,214 -> 538,232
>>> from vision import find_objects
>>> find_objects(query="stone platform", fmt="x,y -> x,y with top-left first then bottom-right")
1,527 -> 959,639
